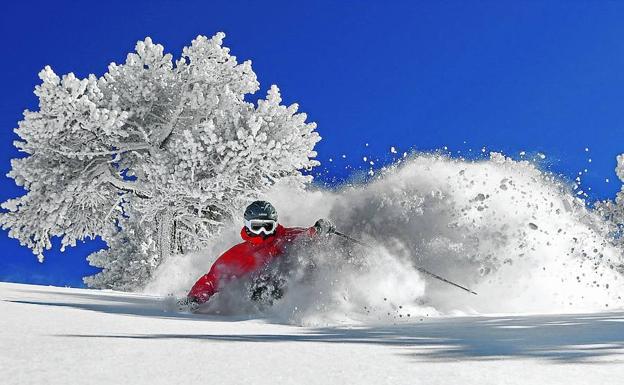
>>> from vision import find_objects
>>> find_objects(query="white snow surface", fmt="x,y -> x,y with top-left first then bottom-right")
2,282 -> 624,385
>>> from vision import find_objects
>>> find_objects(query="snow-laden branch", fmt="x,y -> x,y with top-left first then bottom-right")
46,143 -> 152,158
100,172 -> 152,199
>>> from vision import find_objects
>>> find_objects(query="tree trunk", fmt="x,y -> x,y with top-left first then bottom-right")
156,209 -> 176,263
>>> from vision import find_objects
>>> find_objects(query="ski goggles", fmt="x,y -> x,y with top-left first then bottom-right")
245,219 -> 277,235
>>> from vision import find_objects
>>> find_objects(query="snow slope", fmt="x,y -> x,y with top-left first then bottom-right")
2,282 -> 623,385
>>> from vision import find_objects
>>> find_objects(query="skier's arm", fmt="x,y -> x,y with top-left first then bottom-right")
187,245 -> 247,303
188,268 -> 220,304
288,219 -> 335,239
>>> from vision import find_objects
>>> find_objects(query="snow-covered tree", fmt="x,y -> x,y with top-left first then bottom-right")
596,155 -> 624,237
1,33 -> 321,290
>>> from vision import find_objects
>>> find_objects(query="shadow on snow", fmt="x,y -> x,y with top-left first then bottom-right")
5,286 -> 624,363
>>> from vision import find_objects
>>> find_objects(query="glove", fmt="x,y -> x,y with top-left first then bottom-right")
314,218 -> 336,236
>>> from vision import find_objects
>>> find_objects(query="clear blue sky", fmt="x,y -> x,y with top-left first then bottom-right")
2,0 -> 624,287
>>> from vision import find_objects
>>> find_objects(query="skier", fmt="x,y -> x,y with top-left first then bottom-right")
179,200 -> 335,310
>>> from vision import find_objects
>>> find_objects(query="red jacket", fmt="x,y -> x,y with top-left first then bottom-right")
188,224 -> 316,303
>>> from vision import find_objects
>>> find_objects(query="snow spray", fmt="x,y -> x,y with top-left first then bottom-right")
146,153 -> 624,325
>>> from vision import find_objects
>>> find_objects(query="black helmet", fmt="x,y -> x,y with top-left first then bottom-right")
244,201 -> 278,221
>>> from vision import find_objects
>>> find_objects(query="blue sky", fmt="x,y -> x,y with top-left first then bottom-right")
2,0 -> 624,287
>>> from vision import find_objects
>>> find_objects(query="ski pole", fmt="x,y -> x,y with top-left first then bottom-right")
333,231 -> 478,295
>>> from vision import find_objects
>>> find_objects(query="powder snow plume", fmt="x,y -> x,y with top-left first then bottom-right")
146,153 -> 624,325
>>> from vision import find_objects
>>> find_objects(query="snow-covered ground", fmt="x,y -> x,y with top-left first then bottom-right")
2,282 -> 623,385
